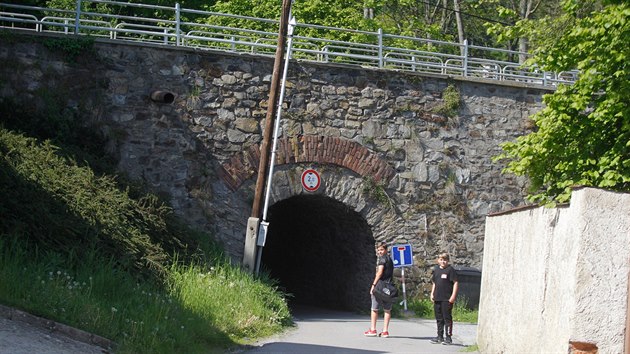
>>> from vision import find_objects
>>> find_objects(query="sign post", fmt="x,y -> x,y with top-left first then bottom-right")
391,244 -> 413,311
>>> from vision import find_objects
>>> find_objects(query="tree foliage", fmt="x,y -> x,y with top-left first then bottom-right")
495,0 -> 630,205
206,0 -> 377,43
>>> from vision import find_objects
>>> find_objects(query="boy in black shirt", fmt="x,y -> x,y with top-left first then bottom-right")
430,252 -> 459,345
364,242 -> 394,338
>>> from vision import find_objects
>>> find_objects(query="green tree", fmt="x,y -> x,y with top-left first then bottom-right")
495,0 -> 630,205
207,0 -> 375,42
477,0 -> 566,61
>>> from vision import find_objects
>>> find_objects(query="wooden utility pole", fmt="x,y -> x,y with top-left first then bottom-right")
243,0 -> 293,272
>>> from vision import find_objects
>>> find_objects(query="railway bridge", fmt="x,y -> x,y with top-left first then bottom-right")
0,22 -> 554,309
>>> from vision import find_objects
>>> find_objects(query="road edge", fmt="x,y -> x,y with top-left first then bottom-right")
0,304 -> 116,352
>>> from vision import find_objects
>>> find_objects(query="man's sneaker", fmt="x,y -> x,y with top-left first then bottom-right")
364,329 -> 377,337
442,336 -> 452,345
430,336 -> 443,344
378,331 -> 389,338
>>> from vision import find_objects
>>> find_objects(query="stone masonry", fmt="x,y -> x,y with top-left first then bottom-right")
0,32 -> 551,297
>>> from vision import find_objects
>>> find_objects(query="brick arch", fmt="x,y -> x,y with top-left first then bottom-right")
219,136 -> 396,191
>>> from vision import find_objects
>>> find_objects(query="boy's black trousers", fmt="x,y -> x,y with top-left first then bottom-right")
433,300 -> 454,337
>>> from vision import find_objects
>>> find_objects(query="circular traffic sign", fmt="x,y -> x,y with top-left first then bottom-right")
301,169 -> 321,192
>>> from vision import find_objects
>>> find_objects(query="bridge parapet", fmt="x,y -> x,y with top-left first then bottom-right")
0,0 -> 577,88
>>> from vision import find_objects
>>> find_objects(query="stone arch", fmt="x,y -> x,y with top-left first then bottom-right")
217,136 -> 427,309
252,164 -> 419,310
218,135 -> 397,191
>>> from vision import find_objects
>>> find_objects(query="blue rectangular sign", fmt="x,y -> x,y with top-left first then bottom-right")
391,244 -> 413,267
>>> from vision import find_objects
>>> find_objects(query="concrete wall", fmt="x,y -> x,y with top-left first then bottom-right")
478,187 -> 630,354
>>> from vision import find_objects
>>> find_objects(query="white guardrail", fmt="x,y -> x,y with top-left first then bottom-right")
0,0 -> 577,87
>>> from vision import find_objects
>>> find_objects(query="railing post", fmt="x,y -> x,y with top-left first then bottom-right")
175,3 -> 181,46
378,28 -> 383,68
462,39 -> 468,77
74,0 -> 81,35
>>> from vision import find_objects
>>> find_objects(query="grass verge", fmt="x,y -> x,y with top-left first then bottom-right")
408,297 -> 478,323
0,232 -> 292,353
0,126 -> 292,353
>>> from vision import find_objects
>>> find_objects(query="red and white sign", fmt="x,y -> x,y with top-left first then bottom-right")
301,169 -> 321,192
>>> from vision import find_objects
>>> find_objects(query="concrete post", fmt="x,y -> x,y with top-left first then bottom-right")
242,217 -> 260,272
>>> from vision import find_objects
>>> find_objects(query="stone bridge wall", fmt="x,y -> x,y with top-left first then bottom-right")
0,32 -> 551,295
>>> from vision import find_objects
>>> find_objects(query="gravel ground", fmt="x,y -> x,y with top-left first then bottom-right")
0,305 -> 113,354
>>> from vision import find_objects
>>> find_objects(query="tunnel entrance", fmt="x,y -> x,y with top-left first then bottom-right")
260,194 -> 375,311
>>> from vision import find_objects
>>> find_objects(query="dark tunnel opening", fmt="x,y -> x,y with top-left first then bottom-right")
260,194 -> 376,312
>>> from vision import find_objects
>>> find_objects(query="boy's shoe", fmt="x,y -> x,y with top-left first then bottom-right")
378,331 -> 389,338
364,329 -> 377,337
430,336 -> 443,344
442,336 -> 452,345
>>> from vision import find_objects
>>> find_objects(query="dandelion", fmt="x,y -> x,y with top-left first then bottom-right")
111,307 -> 118,313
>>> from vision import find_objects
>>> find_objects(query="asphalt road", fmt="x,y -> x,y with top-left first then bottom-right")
1,304 -> 478,354
237,305 -> 479,354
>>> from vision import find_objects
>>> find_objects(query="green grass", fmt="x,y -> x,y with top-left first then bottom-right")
462,344 -> 480,352
0,126 -> 293,353
0,236 -> 291,353
408,297 -> 478,323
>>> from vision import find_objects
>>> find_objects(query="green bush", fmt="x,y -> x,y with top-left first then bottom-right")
0,127 -> 207,278
409,297 -> 433,318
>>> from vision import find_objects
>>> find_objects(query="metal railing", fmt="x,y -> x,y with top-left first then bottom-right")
0,0 -> 577,87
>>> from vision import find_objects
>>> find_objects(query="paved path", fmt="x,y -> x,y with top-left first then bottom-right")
1,304 -> 478,354
237,305 -> 478,354
0,304 -> 113,354
0,317 -> 108,354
